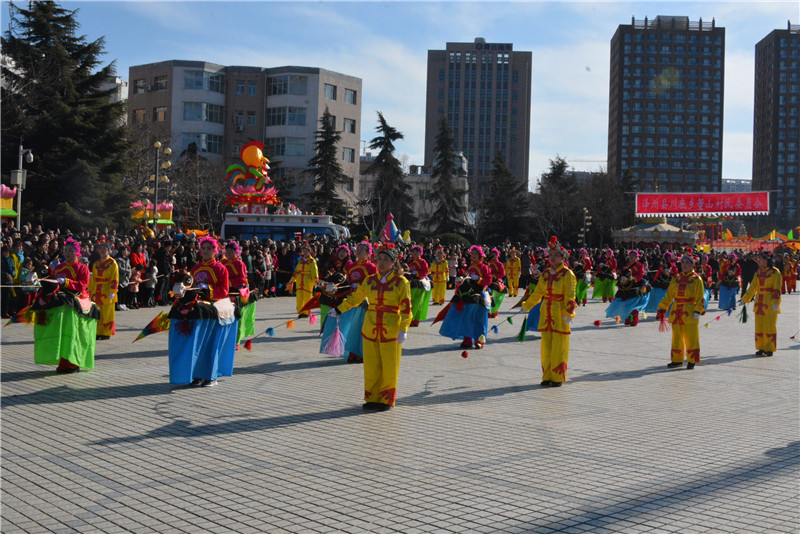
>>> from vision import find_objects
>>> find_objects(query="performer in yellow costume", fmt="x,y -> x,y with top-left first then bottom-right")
521,237 -> 577,387
430,247 -> 449,305
505,248 -> 522,297
88,240 -> 119,340
741,250 -> 782,356
658,255 -> 705,370
332,245 -> 412,411
290,245 -> 318,318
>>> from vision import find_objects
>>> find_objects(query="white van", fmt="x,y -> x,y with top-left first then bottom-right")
220,213 -> 350,242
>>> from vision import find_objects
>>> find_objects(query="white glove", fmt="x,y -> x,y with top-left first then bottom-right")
620,276 -> 629,284
563,316 -> 573,325
325,282 -> 336,293
172,283 -> 186,297
57,277 -> 66,286
693,312 -> 700,319
397,331 -> 407,344
109,293 -> 115,300
410,270 -> 417,276
470,274 -> 479,280
772,305 -> 778,311
327,308 -> 338,318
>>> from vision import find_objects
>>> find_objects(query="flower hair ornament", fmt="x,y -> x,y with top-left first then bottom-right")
63,237 -> 82,256
376,242 -> 398,261
547,236 -> 568,258
198,236 -> 220,254
356,241 -> 373,255
468,245 -> 485,257
224,240 -> 241,255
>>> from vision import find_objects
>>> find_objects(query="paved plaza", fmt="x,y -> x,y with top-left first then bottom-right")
1,291 -> 798,533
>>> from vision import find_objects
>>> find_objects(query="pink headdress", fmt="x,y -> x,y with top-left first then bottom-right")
664,251 -> 673,260
356,241 -> 373,255
489,248 -> 500,258
728,253 -> 737,261
198,236 -> 220,254
469,245 -> 485,257
627,249 -> 640,258
63,237 -> 81,256
579,248 -> 588,255
336,244 -> 351,256
224,240 -> 241,255
411,245 -> 423,254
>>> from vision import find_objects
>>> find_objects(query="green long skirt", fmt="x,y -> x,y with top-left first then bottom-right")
236,301 -> 257,345
34,306 -> 97,369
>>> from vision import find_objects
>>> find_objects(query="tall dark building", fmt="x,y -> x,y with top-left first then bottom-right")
608,16 -> 725,192
424,38 -> 532,203
752,22 -> 800,224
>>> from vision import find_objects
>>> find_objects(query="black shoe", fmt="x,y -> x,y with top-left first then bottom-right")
374,403 -> 393,411
362,402 -> 382,410
347,354 -> 363,364
96,335 -> 110,340
540,380 -> 552,387
190,378 -> 203,387
667,362 -> 683,368
765,351 -> 773,357
56,367 -> 80,374
201,379 -> 218,387
549,381 -> 562,387
686,362 -> 695,370
298,314 -> 308,319
755,350 -> 765,356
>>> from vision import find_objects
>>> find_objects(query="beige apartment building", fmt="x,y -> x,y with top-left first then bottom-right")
127,60 -> 362,201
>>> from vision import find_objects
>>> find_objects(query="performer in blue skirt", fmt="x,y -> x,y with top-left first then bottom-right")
168,237 -> 238,387
439,246 -> 491,350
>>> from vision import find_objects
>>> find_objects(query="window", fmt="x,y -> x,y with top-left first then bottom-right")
324,83 -> 337,100
247,111 -> 256,127
153,106 -> 167,122
345,88 -> 357,104
248,81 -> 257,96
133,79 -> 147,94
133,109 -> 145,124
265,137 -> 305,157
236,81 -> 245,95
184,70 -> 225,93
343,118 -> 356,134
154,76 -> 168,91
181,133 -> 223,154
267,75 -> 307,96
326,114 -> 336,129
182,102 -> 224,123
342,147 -> 355,163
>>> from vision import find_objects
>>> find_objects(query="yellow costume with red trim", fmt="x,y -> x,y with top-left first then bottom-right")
430,258 -> 449,304
291,256 -> 318,315
521,263 -> 577,384
658,271 -> 705,364
88,257 -> 119,336
742,266 -> 782,353
782,257 -> 797,294
505,255 -> 522,297
338,271 -> 412,407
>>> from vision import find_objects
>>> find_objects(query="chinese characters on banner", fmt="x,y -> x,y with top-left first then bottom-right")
636,192 -> 770,217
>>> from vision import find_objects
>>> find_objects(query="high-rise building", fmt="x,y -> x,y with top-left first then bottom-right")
127,60 -> 362,201
424,38 -> 532,203
752,22 -> 800,224
608,16 -> 725,193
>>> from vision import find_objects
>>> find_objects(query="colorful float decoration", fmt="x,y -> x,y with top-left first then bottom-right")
129,200 -> 175,226
224,141 -> 280,213
1,184 -> 18,219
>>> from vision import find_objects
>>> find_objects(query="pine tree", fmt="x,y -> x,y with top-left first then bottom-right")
365,112 -> 416,230
480,151 -> 529,244
305,108 -> 347,219
531,156 -> 581,244
426,117 -> 466,235
1,1 -> 132,229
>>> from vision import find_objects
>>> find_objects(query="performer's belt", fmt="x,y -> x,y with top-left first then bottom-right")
370,304 -> 400,314
543,293 -> 564,301
674,297 -> 694,303
762,288 -> 781,295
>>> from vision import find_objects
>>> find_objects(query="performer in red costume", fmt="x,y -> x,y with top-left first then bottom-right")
406,245 -> 431,327
487,248 -> 507,318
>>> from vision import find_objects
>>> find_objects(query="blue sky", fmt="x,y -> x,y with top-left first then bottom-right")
43,1 -> 800,189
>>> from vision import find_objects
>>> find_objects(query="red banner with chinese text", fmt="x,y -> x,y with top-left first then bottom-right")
636,192 -> 769,217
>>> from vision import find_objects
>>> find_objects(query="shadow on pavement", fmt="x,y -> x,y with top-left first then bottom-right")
572,353 -> 759,383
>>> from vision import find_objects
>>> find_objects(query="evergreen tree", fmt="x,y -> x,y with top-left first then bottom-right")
305,108 -> 347,219
479,151 -> 529,244
1,1 -> 132,229
365,112 -> 416,230
531,156 -> 581,244
426,117 -> 466,235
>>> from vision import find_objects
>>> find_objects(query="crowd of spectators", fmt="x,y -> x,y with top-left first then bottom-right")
2,219 -> 796,320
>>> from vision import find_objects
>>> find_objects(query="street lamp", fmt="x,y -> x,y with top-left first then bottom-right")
151,141 -> 172,232
580,207 -> 592,247
10,144 -> 33,230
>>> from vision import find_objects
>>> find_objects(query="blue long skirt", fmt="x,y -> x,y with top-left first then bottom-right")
645,287 -> 667,313
526,302 -> 542,332
605,294 -> 650,320
704,289 -> 712,311
168,318 -> 238,384
440,302 -> 489,340
320,305 -> 366,358
719,285 -> 738,310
